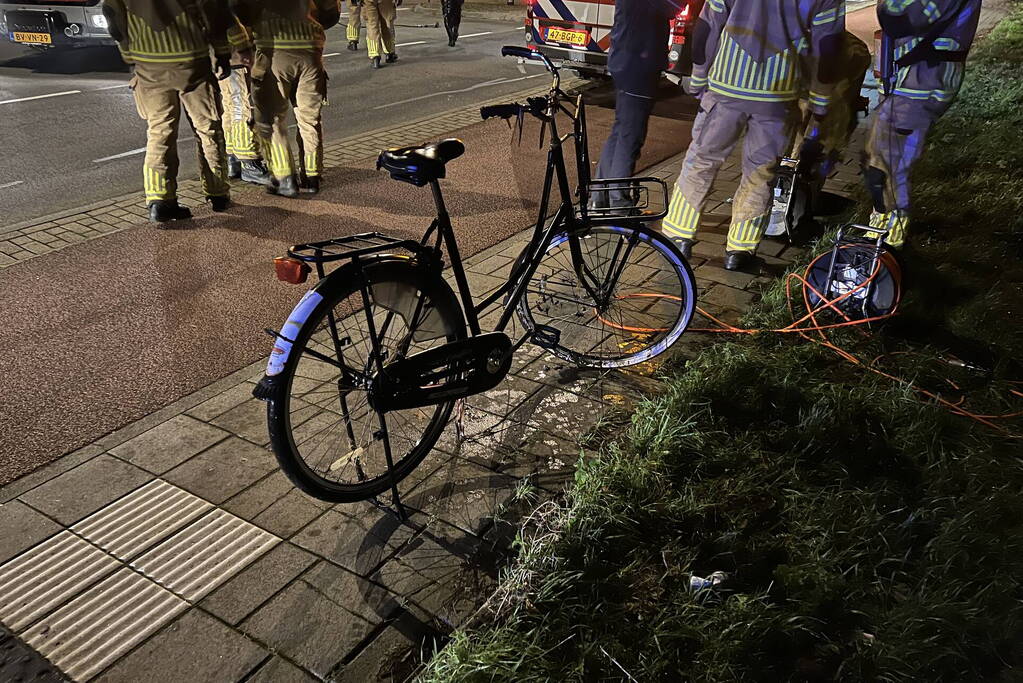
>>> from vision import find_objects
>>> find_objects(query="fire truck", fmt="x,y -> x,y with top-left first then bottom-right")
524,0 -> 705,86
1,0 -> 113,49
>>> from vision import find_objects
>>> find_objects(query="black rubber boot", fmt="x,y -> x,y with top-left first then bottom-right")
240,159 -> 272,186
206,195 -> 230,212
227,155 -> 242,179
385,52 -> 398,63
148,200 -> 192,225
724,250 -> 755,271
269,175 -> 299,198
370,56 -> 381,69
300,174 -> 321,194
674,238 -> 694,260
347,40 -> 359,51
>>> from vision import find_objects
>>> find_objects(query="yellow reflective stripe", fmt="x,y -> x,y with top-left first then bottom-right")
726,215 -> 766,251
662,190 -> 700,240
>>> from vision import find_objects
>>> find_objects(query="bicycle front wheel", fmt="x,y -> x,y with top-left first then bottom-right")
516,225 -> 696,368
267,259 -> 466,503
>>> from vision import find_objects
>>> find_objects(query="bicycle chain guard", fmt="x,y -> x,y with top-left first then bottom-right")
370,332 -> 513,412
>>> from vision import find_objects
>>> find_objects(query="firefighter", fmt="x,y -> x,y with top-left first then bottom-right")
101,0 -> 235,224
442,0 -> 464,47
235,0 -> 341,197
864,0 -> 981,248
363,0 -> 398,68
593,0 -> 675,209
347,0 -> 361,51
221,51 -> 273,187
662,0 -> 845,271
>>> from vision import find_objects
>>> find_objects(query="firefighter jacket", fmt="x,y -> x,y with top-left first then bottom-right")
101,0 -> 233,64
230,0 -> 341,52
879,0 -> 980,114
689,0 -> 845,115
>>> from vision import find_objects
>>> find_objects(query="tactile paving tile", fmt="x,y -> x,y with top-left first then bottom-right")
22,567 -> 187,682
0,531 -> 120,633
131,508 -> 279,601
71,479 -> 212,560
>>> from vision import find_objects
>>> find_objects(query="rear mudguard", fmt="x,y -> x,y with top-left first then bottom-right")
252,255 -> 413,400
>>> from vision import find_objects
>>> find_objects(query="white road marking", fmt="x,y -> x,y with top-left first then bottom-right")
374,72 -> 544,110
0,180 -> 24,190
324,51 -> 341,57
93,147 -> 146,163
0,90 -> 81,106
460,31 -> 493,38
93,83 -> 129,91
396,40 -> 427,47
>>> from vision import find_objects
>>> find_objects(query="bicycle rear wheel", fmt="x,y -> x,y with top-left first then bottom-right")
267,259 -> 466,503
516,225 -> 696,368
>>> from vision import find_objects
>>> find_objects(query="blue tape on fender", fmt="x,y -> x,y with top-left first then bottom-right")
267,290 -> 324,376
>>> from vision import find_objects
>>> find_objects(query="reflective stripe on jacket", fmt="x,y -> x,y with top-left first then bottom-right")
101,0 -> 233,64
233,0 -> 340,51
691,0 -> 845,114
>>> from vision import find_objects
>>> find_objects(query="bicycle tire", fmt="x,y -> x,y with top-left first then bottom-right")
267,258 -> 466,503
516,224 -> 696,368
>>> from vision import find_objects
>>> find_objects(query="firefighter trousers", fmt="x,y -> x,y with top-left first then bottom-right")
863,94 -> 936,247
131,61 -> 230,203
251,49 -> 328,181
664,94 -> 798,253
221,66 -> 259,161
363,0 -> 396,59
347,2 -> 361,42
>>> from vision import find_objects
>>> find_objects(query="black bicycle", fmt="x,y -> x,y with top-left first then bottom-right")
254,47 -> 697,504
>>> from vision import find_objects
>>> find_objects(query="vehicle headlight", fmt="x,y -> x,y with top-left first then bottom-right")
90,14 -> 108,29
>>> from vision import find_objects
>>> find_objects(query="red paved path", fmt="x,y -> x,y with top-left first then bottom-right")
0,102 -> 693,483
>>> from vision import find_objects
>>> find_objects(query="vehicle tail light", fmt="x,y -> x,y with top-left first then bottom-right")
274,257 -> 310,284
670,3 -> 691,38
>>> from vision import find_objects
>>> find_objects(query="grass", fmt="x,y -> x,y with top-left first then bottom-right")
423,9 -> 1023,682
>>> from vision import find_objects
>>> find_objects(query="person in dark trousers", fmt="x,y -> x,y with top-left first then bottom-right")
442,0 -> 464,47
593,0 -> 677,209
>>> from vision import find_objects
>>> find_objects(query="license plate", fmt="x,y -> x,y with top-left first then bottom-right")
11,32 -> 51,44
544,27 -> 589,47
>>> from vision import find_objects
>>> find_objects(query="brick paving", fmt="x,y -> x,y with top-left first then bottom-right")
0,103 -> 864,679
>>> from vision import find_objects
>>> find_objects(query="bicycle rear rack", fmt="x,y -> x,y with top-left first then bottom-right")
582,177 -> 669,224
287,232 -> 425,264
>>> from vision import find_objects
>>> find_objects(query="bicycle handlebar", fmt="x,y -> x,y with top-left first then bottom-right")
500,45 -> 557,72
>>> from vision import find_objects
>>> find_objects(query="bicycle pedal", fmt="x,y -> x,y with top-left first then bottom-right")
530,324 -> 561,350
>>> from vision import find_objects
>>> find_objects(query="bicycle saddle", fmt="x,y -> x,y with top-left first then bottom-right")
377,139 -> 465,186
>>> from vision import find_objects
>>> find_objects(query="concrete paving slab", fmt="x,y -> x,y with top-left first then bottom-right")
163,437 -> 276,505
94,609 -> 268,683
19,455 -> 153,526
200,542 -> 317,626
0,499 -> 62,564
110,415 -> 230,474
246,656 -> 317,683
291,504 -> 415,577
240,579 -> 375,679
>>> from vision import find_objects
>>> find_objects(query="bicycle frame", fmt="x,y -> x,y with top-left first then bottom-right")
417,79 -> 636,345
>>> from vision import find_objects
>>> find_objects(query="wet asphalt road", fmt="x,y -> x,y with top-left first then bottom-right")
0,11 -> 537,227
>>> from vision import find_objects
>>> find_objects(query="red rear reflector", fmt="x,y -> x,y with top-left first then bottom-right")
274,257 -> 310,284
